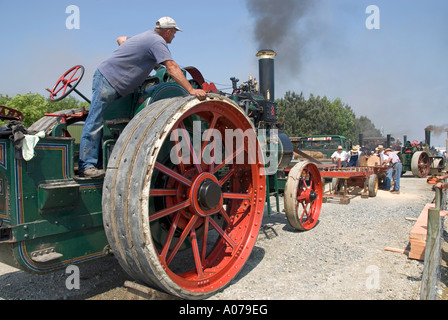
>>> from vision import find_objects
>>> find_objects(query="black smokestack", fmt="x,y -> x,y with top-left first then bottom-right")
256,50 -> 276,101
245,0 -> 314,77
425,129 -> 431,147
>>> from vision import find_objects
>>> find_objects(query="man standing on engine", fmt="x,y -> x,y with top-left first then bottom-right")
78,17 -> 206,178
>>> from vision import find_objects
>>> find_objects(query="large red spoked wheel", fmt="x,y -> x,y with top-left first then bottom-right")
102,94 -> 266,299
284,161 -> 323,231
411,151 -> 430,178
49,65 -> 84,102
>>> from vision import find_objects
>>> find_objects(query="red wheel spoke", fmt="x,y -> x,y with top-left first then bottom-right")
149,199 -> 191,222
218,168 -> 235,187
149,189 -> 177,197
178,122 -> 202,174
190,228 -> 205,278
219,207 -> 232,225
214,144 -> 245,173
54,84 -> 65,95
208,139 -> 216,174
300,176 -> 309,189
222,192 -> 251,200
201,114 -> 220,155
209,218 -> 236,249
159,213 -> 181,261
201,217 -> 210,263
155,162 -> 192,187
170,129 -> 186,174
67,68 -> 79,81
167,216 -> 199,265
62,84 -> 69,96
68,77 -> 80,84
299,204 -> 308,221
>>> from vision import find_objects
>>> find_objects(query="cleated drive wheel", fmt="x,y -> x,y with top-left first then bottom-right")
102,94 -> 266,299
284,161 -> 323,231
411,151 -> 430,178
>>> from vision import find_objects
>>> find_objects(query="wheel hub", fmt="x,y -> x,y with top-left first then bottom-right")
189,172 -> 223,217
198,179 -> 222,210
308,190 -> 317,202
301,189 -> 317,203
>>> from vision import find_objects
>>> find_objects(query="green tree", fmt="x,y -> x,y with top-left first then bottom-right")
276,91 -> 382,144
0,94 -> 12,106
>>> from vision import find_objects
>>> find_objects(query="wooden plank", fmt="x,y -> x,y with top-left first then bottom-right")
123,281 -> 181,300
410,203 -> 434,241
384,247 -> 409,254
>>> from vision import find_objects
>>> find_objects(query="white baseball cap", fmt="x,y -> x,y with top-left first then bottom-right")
156,17 -> 182,31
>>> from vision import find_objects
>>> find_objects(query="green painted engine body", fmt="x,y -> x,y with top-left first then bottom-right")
0,65 -> 290,274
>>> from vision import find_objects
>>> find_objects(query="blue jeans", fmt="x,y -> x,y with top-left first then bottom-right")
385,162 -> 402,191
78,69 -> 120,173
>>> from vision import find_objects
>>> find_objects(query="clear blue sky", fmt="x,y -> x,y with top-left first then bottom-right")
1,0 -> 447,148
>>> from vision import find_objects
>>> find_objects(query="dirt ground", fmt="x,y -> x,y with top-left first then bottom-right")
0,172 -> 446,301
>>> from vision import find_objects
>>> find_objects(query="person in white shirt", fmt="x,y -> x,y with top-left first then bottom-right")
383,148 -> 402,194
377,145 -> 389,164
331,146 -> 349,167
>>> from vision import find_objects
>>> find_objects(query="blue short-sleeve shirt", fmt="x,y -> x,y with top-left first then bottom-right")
98,30 -> 173,97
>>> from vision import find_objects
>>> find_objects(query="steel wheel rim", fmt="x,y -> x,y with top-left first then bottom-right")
147,101 -> 265,293
294,163 -> 322,230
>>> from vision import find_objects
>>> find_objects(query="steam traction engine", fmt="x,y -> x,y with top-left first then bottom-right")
0,50 -> 322,299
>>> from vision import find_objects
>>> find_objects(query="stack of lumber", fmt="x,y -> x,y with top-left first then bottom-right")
408,203 -> 447,260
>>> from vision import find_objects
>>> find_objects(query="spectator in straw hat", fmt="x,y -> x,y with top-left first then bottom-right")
348,145 -> 360,167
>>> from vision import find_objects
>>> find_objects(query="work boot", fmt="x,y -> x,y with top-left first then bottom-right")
80,167 -> 105,179
391,190 -> 400,194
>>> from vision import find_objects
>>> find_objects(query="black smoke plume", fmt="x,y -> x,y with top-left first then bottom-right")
425,124 -> 448,136
245,0 -> 315,77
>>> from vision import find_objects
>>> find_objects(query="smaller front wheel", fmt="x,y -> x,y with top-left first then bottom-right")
284,161 -> 323,231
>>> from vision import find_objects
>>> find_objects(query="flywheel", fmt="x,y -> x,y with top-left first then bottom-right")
411,151 -> 430,178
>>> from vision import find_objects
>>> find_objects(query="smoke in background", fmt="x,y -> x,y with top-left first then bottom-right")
425,125 -> 448,136
245,0 -> 315,77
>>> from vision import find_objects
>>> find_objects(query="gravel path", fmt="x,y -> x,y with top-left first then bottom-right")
0,172 -> 443,300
